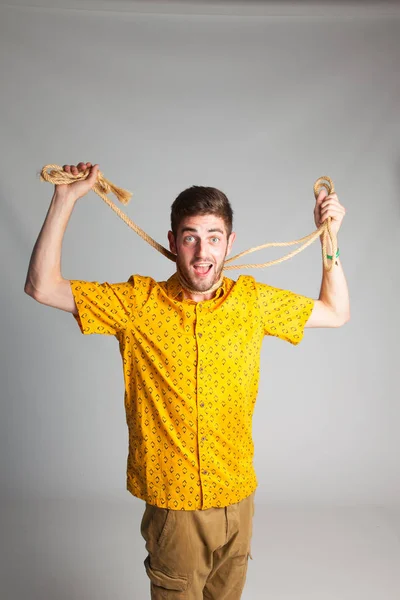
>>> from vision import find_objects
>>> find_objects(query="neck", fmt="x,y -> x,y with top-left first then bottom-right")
176,267 -> 223,301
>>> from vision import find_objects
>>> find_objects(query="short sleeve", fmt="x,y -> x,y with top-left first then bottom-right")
70,279 -> 137,336
256,282 -> 314,345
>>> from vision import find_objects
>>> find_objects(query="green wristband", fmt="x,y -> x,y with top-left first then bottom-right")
326,248 -> 340,260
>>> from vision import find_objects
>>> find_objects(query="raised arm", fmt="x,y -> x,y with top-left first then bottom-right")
24,162 -> 99,314
306,187 -> 350,328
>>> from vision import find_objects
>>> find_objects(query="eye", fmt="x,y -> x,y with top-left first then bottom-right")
210,237 -> 220,243
184,235 -> 195,243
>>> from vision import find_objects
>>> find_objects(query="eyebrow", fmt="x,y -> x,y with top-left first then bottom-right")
181,227 -> 224,234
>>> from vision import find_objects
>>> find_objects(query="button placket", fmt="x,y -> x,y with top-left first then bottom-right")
195,302 -> 209,502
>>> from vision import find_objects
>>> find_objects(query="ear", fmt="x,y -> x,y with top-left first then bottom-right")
226,231 -> 236,256
168,230 -> 177,255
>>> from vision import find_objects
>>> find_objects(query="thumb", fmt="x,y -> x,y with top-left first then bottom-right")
87,164 -> 99,186
316,188 -> 328,204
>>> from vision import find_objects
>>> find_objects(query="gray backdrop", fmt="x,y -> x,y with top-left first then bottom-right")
2,0 -> 400,507
1,1 -> 400,598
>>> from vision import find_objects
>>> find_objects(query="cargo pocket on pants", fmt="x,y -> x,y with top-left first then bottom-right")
144,555 -> 188,598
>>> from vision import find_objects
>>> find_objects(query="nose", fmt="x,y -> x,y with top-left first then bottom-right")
195,238 -> 208,258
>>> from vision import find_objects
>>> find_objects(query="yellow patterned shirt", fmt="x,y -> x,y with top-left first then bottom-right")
70,273 -> 314,510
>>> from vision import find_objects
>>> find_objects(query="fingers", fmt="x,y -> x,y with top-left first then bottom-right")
321,196 -> 345,212
315,191 -> 346,226
319,205 -> 345,223
62,162 -> 97,176
317,193 -> 343,211
319,208 -> 344,222
317,189 -> 338,203
321,193 -> 338,205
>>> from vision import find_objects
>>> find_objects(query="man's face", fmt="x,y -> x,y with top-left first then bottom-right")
168,214 -> 236,293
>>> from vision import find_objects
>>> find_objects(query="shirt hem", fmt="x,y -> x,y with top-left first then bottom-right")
126,477 -> 258,511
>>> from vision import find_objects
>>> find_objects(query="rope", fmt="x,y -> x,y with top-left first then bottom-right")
40,164 -> 176,262
40,166 -> 337,274
177,267 -> 224,296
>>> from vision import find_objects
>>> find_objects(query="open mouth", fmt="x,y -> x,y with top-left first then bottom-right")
192,263 -> 213,276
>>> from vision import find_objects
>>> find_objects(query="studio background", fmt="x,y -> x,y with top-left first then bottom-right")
1,1 -> 399,598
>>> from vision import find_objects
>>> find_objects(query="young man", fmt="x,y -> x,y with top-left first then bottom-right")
24,162 -> 349,599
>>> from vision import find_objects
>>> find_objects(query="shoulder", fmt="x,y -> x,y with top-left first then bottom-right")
124,274 -> 178,304
125,274 -> 157,290
227,274 -> 275,297
222,275 -> 260,305
225,274 -> 257,291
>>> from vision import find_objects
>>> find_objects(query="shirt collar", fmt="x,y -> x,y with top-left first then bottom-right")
165,272 -> 227,302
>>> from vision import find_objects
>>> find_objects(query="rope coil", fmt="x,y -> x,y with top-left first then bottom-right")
40,165 -> 337,273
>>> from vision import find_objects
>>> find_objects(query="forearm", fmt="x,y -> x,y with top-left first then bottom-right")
317,237 -> 350,323
24,191 -> 77,297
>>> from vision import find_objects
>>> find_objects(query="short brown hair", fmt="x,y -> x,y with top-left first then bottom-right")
170,186 -> 233,237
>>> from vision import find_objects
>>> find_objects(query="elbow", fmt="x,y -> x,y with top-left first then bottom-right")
337,310 -> 350,327
24,275 -> 37,298
24,283 -> 45,304
24,283 -> 35,298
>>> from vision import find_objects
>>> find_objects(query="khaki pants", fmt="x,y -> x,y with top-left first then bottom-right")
140,491 -> 255,599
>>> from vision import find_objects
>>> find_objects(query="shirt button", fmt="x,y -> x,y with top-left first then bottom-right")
200,403 -> 204,407
202,436 -> 207,441
198,333 -> 202,338
202,470 -> 207,474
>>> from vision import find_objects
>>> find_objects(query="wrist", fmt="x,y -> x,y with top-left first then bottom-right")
52,190 -> 78,208
325,248 -> 340,260
320,235 -> 337,255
